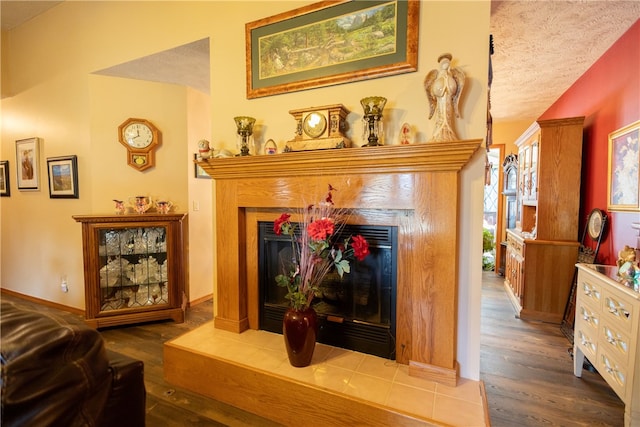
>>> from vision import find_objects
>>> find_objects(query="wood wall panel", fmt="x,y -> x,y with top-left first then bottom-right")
213,180 -> 249,332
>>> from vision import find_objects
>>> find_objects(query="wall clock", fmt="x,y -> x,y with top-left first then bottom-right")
286,104 -> 351,152
586,208 -> 606,240
118,118 -> 161,171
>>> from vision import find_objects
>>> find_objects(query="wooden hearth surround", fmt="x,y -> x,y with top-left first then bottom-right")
197,140 -> 482,386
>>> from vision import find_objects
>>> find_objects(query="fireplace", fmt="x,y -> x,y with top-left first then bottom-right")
196,140 -> 482,386
258,222 -> 397,359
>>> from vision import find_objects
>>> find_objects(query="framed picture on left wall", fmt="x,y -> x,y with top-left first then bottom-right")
0,160 -> 10,196
16,137 -> 41,191
47,155 -> 79,198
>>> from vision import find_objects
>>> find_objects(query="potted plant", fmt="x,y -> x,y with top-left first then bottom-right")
273,185 -> 370,367
482,228 -> 495,271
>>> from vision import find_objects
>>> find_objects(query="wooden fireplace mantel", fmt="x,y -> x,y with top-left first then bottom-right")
198,140 -> 482,386
200,141 -> 481,179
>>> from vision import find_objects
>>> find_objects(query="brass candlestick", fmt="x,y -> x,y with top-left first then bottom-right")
360,96 -> 387,147
234,116 -> 256,156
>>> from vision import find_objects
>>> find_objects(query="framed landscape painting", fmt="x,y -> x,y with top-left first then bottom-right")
607,120 -> 640,212
246,0 -> 419,98
47,155 -> 79,198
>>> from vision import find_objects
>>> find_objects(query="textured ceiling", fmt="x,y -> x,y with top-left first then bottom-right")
2,1 -> 639,122
490,1 -> 640,122
95,38 -> 211,94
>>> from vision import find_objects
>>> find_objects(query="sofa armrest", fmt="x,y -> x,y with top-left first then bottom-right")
1,301 -> 111,427
99,350 -> 145,427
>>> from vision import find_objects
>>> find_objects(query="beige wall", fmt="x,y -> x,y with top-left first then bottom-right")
493,119 -> 533,155
1,1 -> 490,380
186,87 -> 214,303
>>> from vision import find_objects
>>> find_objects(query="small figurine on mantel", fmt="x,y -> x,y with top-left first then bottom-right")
424,53 -> 465,142
197,139 -> 214,160
399,123 -> 412,145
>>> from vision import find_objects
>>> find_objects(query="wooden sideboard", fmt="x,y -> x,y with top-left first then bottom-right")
504,230 -> 579,323
574,263 -> 640,426
504,117 -> 584,323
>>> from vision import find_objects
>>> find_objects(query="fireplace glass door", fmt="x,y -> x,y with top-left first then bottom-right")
259,222 -> 397,359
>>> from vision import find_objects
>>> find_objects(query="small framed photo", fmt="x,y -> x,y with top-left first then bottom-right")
47,155 -> 79,199
0,161 -> 10,197
16,137 -> 41,191
194,153 -> 211,179
607,120 -> 640,212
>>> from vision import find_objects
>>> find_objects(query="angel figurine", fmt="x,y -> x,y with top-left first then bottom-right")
424,53 -> 465,142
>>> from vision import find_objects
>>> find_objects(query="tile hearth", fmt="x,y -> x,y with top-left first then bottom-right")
165,322 -> 488,426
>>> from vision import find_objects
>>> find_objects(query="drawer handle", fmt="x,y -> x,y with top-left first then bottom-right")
580,339 -> 591,346
583,289 -> 592,296
606,336 -> 618,345
609,307 -> 631,319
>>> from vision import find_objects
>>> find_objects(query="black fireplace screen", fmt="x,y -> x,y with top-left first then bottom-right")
258,222 -> 397,359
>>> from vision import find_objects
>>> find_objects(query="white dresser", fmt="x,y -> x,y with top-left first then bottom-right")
574,263 -> 640,426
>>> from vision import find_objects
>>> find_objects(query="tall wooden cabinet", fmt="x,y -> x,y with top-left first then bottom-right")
504,117 -> 584,323
73,213 -> 188,328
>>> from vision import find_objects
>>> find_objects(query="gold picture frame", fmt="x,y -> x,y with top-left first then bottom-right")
246,0 -> 419,99
607,120 -> 640,212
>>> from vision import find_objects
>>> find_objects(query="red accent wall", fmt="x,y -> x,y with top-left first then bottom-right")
539,20 -> 640,265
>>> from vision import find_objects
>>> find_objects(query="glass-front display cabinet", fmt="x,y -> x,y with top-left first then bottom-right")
73,213 -> 188,328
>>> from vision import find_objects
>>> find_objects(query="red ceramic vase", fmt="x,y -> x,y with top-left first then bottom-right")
282,306 -> 318,367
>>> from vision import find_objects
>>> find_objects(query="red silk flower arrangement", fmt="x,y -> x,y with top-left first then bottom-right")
273,185 -> 370,310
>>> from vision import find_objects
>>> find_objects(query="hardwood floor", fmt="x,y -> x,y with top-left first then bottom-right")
2,272 -> 625,426
480,271 -> 624,426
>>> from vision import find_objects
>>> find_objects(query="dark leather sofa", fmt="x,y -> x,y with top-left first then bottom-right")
0,300 -> 146,427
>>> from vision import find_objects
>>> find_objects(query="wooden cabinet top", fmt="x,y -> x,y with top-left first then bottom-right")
73,213 -> 187,224
577,263 -> 640,301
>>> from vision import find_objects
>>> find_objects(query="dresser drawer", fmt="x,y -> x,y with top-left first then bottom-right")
596,348 -> 628,400
576,303 -> 600,332
575,326 -> 597,359
600,321 -> 631,366
602,289 -> 634,334
507,234 -> 524,256
576,276 -> 602,309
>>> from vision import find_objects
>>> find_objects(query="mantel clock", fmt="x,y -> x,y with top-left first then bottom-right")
286,104 -> 351,152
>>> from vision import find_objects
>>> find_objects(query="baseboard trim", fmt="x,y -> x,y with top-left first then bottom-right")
0,288 -> 84,316
188,293 -> 213,308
